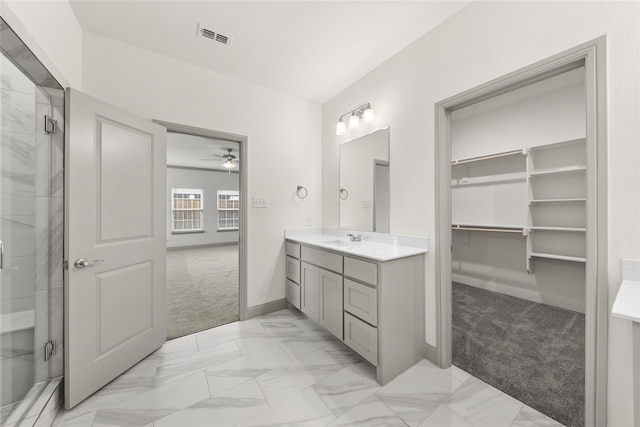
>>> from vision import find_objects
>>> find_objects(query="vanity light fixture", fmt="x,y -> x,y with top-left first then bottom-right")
335,103 -> 374,135
348,113 -> 360,129
363,106 -> 375,122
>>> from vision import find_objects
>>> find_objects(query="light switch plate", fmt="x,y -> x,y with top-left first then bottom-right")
253,197 -> 268,208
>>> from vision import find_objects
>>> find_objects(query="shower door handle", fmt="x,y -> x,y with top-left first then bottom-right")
0,239 -> 3,271
74,258 -> 104,268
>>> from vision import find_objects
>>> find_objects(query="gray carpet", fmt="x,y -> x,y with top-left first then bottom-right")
452,282 -> 584,427
166,245 -> 239,340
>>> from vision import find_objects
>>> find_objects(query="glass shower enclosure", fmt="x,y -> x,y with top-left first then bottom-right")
0,18 -> 64,425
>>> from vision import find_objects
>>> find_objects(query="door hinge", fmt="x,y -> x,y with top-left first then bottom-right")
44,115 -> 57,134
63,259 -> 69,270
44,340 -> 56,361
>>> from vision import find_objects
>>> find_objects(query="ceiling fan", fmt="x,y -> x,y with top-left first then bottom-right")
200,148 -> 239,170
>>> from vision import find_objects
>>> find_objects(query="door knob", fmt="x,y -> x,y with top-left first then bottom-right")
74,258 -> 104,268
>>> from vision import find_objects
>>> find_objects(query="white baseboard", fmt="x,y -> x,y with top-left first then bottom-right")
452,273 -> 584,314
424,343 -> 437,366
245,299 -> 288,319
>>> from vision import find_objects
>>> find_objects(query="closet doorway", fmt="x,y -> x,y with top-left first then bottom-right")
435,39 -> 607,427
160,123 -> 248,340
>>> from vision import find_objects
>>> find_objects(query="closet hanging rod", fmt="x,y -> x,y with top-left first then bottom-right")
451,149 -> 524,166
451,224 -> 524,234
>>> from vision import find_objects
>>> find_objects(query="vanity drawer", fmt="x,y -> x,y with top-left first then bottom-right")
301,246 -> 343,274
344,312 -> 378,366
344,279 -> 377,326
344,256 -> 377,285
286,241 -> 301,259
286,279 -> 301,309
286,256 -> 301,283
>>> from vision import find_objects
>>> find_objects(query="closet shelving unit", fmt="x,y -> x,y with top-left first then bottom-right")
451,148 -> 528,237
451,138 -> 587,273
525,138 -> 587,272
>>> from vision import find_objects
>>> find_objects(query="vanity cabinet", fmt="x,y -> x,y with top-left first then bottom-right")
300,245 -> 344,338
318,267 -> 343,339
344,278 -> 377,326
285,242 -> 301,309
285,237 -> 425,385
300,262 -> 320,321
344,311 -> 378,365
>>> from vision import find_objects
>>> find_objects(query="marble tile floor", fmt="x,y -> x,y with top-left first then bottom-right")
52,309 -> 565,427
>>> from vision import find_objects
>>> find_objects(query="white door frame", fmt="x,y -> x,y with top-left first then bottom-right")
155,120 -> 248,320
434,37 -> 608,427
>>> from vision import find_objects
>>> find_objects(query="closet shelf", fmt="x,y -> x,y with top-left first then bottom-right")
529,198 -> 586,204
529,138 -> 586,151
529,252 -> 586,263
453,173 -> 526,186
451,149 -> 524,166
529,226 -> 586,232
451,224 -> 524,234
528,166 -> 586,177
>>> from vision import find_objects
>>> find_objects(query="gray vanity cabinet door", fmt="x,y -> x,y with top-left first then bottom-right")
344,312 -> 378,366
318,268 -> 344,339
286,256 -> 301,283
301,262 -> 319,321
344,278 -> 377,326
286,279 -> 301,309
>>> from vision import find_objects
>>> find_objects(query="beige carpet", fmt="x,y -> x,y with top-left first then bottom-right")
166,244 -> 239,340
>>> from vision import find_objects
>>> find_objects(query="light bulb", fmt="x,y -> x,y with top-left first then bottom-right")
348,114 -> 360,129
363,107 -> 375,122
336,120 -> 346,135
223,159 -> 236,169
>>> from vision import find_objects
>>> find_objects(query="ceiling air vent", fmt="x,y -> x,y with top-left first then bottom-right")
197,24 -> 232,47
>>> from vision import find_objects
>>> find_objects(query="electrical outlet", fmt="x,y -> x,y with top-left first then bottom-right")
253,197 -> 268,208
306,217 -> 312,227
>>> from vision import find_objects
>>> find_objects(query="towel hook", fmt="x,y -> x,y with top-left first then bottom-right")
296,185 -> 308,199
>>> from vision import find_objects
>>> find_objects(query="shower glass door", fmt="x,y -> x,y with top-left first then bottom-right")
0,17 -> 65,424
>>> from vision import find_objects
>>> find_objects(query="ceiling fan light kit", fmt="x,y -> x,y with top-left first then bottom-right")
199,148 -> 239,172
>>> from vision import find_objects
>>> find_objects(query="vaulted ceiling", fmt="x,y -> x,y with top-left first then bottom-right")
69,1 -> 470,103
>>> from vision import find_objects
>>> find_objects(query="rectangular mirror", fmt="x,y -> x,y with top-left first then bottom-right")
339,127 -> 390,232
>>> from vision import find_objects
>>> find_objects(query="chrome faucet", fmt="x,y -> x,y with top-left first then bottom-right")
347,233 -> 362,242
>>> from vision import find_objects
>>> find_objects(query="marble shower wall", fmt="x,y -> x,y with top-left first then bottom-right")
0,51 -> 64,408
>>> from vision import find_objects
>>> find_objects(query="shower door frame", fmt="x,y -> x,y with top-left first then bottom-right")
0,13 -> 66,425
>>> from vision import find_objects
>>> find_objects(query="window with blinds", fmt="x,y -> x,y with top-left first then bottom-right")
171,188 -> 204,232
217,190 -> 239,230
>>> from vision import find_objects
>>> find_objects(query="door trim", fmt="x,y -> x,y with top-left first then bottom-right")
434,37 -> 608,427
154,120 -> 248,321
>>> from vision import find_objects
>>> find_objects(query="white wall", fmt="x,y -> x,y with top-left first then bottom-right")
0,0 -> 82,89
82,33 -> 321,309
167,167 -> 239,249
321,2 -> 640,425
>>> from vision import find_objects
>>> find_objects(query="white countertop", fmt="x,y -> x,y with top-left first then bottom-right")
285,228 -> 428,262
612,259 -> 640,323
612,280 -> 640,323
